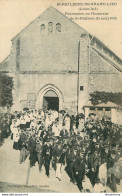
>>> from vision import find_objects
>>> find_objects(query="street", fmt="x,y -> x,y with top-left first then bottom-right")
0,137 -> 121,193
0,137 -> 80,192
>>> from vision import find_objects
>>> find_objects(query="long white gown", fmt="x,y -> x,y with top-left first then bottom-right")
64,116 -> 70,132
99,163 -> 107,185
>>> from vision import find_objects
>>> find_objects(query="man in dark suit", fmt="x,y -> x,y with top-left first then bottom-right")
65,146 -> 77,184
90,149 -> 100,185
52,141 -> 66,181
42,139 -> 52,177
107,150 -> 118,192
73,150 -> 85,192
35,138 -> 43,172
27,136 -> 37,167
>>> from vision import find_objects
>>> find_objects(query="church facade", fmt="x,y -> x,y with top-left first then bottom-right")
0,7 -> 122,121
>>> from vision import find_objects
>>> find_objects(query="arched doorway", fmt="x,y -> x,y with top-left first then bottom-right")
36,84 -> 63,111
43,90 -> 59,111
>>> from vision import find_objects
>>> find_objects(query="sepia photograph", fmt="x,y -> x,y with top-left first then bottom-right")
0,0 -> 122,194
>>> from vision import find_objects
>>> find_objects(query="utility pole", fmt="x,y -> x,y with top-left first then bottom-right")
77,41 -> 80,114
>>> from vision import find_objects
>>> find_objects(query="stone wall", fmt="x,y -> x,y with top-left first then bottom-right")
10,7 -> 86,73
2,7 -> 122,114
89,48 -> 122,94
13,73 -> 78,112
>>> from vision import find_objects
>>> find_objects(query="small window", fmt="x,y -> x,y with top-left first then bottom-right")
41,24 -> 45,31
48,22 -> 53,32
80,86 -> 84,91
56,23 -> 61,32
90,107 -> 95,111
105,108 -> 111,111
97,107 -> 103,111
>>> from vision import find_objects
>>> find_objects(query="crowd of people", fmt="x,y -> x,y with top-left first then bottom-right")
4,109 -> 122,192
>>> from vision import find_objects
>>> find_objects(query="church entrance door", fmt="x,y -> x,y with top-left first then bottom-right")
43,90 -> 59,111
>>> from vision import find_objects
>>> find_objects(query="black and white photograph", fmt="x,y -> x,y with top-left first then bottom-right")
0,0 -> 122,194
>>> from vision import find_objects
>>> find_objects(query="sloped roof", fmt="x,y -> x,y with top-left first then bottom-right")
0,6 -> 122,72
90,36 -> 122,71
96,101 -> 118,108
11,6 -> 122,65
84,101 -> 118,108
11,6 -> 89,41
90,47 -> 122,72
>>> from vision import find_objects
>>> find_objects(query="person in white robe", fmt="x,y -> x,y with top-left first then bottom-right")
30,119 -> 37,129
82,175 -> 93,192
78,118 -> 84,132
13,126 -> 20,150
94,180 -> 106,192
64,115 -> 71,133
99,162 -> 107,186
53,111 -> 58,120
10,120 -> 16,133
29,111 -> 34,121
52,122 -> 60,137
20,115 -> 26,129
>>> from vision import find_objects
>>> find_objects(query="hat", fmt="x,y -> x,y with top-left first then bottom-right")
111,150 -> 116,155
53,137 -> 58,140
59,137 -> 63,142
78,113 -> 85,119
89,113 -> 96,117
94,148 -> 99,152
95,142 -> 99,145
84,136 -> 89,140
72,140 -> 78,146
36,139 -> 40,143
83,141 -> 89,146
95,178 -> 100,183
45,138 -> 50,142
116,147 -> 121,152
48,132 -> 54,136
73,146 -> 78,151
63,144 -> 67,148
104,144 -> 109,148
39,138 -> 43,141
80,150 -> 85,155
58,142 -> 62,146
50,137 -> 54,141
64,136 -> 68,139
77,136 -> 83,140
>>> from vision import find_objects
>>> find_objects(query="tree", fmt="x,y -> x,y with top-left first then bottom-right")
0,73 -> 14,109
89,91 -> 122,107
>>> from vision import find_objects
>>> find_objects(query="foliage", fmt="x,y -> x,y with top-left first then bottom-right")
0,73 -> 14,108
89,91 -> 122,107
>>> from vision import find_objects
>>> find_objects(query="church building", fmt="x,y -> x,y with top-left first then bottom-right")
0,7 -> 122,122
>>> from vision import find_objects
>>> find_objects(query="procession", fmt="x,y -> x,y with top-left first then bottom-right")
0,108 -> 121,193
